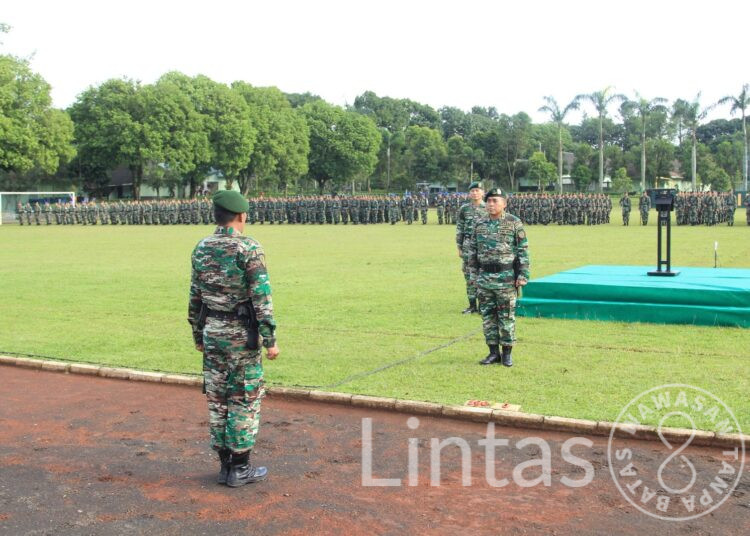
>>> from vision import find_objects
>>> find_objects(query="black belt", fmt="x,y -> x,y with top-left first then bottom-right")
206,309 -> 240,320
480,262 -> 514,273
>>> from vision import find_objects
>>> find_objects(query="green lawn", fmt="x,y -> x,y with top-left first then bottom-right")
1,210 -> 748,432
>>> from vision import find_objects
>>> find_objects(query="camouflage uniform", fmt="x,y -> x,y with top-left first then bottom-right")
419,196 -> 428,224
619,194 -> 631,226
456,201 -> 487,311
188,226 -> 276,457
639,193 -> 650,225
467,210 -> 530,353
436,196 -> 445,224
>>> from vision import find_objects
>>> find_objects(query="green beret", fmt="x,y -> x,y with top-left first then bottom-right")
468,181 -> 482,191
212,190 -> 249,214
483,188 -> 503,202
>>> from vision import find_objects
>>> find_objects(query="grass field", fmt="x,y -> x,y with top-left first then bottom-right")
1,210 -> 748,432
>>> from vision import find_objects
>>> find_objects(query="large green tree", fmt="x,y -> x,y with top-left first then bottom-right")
141,78 -> 210,192
301,100 -> 380,192
402,126 -> 446,188
70,76 -> 211,199
526,151 -> 557,191
159,73 -> 255,194
232,83 -> 309,194
69,79 -> 150,198
0,54 -> 75,187
498,112 -> 533,191
538,96 -> 578,193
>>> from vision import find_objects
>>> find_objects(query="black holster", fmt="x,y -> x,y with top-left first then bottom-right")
197,303 -> 208,332
237,302 -> 260,351
513,257 -> 522,297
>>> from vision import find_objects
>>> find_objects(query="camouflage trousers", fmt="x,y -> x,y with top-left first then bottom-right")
461,255 -> 477,300
477,286 -> 517,346
203,318 -> 264,454
622,209 -> 630,226
640,210 -> 649,225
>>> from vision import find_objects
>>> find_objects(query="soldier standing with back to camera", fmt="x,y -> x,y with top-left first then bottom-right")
188,190 -> 280,488
467,188 -> 530,367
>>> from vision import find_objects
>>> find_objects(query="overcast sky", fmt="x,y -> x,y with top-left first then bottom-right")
3,0 -> 747,124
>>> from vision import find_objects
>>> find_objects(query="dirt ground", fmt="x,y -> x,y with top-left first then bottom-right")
0,366 -> 747,535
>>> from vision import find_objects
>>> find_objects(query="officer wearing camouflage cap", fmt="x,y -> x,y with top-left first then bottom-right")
467,188 -> 530,366
188,189 -> 280,487
456,181 -> 487,314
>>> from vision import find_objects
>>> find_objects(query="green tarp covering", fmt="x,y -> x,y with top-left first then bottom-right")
517,265 -> 750,328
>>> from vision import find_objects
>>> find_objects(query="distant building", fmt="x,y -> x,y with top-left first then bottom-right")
655,160 -> 691,191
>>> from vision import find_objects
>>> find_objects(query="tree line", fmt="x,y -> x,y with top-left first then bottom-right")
1,36 -> 748,197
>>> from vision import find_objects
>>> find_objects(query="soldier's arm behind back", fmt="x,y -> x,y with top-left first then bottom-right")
242,241 -> 277,348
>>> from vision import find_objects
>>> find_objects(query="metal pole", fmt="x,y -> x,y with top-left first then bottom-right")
665,212 -> 671,272
656,215 -> 663,272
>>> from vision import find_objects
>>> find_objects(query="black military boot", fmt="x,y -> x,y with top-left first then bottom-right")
462,298 -> 477,314
217,448 -> 231,485
479,344 -> 501,365
501,346 -> 514,367
226,452 -> 268,488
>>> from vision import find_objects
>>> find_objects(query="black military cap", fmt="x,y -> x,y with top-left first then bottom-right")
468,181 -> 482,191
483,188 -> 503,201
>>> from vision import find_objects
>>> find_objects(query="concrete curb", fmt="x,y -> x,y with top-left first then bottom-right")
2,356 -> 747,449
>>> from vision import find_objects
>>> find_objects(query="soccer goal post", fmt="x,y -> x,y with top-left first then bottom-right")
0,192 -> 76,225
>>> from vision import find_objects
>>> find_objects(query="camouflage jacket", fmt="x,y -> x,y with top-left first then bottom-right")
455,202 -> 487,251
188,227 -> 276,348
467,212 -> 530,291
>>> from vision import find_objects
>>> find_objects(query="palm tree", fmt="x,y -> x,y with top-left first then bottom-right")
681,93 -> 714,191
538,96 -> 579,193
671,99 -> 690,146
623,93 -> 667,191
576,87 -> 626,191
717,84 -> 749,191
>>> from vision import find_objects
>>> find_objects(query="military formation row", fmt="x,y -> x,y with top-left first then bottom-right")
618,191 -> 748,226
245,195 -> 438,225
15,199 -> 215,226
14,195 -> 469,226
673,192 -> 744,226
14,192 -> 750,227
505,194 -> 613,225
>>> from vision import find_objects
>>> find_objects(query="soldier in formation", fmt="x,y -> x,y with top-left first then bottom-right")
619,192 -> 631,226
639,192 -> 651,225
244,194 -> 438,226
15,198 -> 217,226
506,193 -> 612,226
673,191 -> 740,226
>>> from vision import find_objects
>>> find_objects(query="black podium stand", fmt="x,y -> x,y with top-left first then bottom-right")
648,189 -> 679,277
